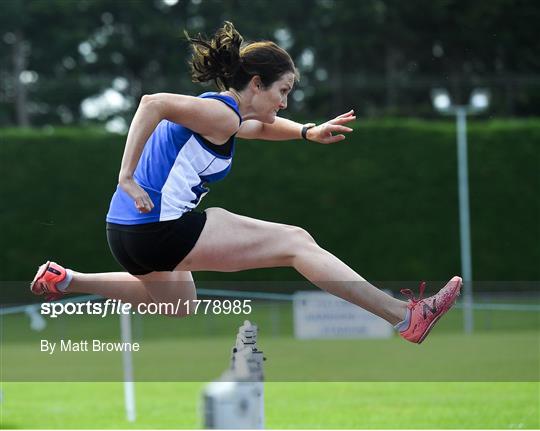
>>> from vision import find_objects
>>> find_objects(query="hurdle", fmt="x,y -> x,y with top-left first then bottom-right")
202,320 -> 265,429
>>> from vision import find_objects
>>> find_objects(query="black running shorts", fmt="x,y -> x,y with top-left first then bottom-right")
106,210 -> 207,275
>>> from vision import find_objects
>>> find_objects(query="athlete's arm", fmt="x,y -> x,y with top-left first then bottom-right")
118,93 -> 239,213
237,117 -> 306,140
237,110 -> 356,144
139,93 -> 240,143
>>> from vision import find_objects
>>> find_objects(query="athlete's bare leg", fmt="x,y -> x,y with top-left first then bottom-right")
60,207 -> 405,323
66,270 -> 196,316
178,207 -> 407,325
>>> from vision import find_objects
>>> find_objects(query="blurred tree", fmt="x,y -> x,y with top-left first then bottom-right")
0,0 -> 538,126
1,0 -> 106,125
1,0 -> 31,126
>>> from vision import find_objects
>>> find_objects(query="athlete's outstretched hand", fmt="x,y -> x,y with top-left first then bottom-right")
119,177 -> 155,213
305,110 -> 356,144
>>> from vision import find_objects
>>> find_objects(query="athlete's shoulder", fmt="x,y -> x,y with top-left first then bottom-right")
198,92 -> 242,125
144,92 -> 239,142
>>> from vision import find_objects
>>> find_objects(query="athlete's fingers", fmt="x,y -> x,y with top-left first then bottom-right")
137,204 -> 151,213
135,195 -> 154,213
137,202 -> 150,211
336,115 -> 354,122
135,199 -> 146,211
330,115 -> 356,125
327,118 -> 355,128
324,134 -> 346,144
326,125 -> 353,134
336,109 -> 355,119
143,195 -> 153,208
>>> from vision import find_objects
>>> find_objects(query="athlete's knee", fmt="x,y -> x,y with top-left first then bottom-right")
292,225 -> 317,244
283,225 -> 318,263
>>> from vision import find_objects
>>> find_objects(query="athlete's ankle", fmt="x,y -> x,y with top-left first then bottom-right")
389,301 -> 409,326
56,268 -> 74,292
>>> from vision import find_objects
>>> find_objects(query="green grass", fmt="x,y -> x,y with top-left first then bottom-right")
2,331 -> 538,382
1,382 -> 538,429
1,305 -> 539,428
1,304 -> 538,382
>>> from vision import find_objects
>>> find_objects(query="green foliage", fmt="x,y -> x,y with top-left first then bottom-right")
1,120 -> 539,302
1,0 -> 540,125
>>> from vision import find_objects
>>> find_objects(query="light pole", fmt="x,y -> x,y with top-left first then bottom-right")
431,88 -> 490,334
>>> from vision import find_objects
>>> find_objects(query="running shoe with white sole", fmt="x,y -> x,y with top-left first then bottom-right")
399,276 -> 463,344
30,261 -> 67,301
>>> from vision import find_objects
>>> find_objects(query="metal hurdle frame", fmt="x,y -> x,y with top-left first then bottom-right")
202,320 -> 265,429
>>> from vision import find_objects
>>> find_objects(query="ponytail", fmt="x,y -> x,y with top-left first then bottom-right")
185,21 -> 243,91
186,21 -> 298,92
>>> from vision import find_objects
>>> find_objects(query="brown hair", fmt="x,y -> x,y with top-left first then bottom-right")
185,21 -> 298,91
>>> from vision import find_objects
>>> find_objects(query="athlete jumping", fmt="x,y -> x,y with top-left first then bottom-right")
31,22 -> 461,344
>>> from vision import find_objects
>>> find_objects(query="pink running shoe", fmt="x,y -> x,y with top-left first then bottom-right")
399,276 -> 463,344
30,261 -> 67,301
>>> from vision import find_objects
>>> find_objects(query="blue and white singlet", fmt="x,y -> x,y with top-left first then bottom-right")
106,92 -> 241,225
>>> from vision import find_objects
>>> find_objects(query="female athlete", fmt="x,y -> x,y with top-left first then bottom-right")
31,22 -> 461,344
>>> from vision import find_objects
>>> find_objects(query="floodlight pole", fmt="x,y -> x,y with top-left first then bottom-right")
455,107 -> 474,334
